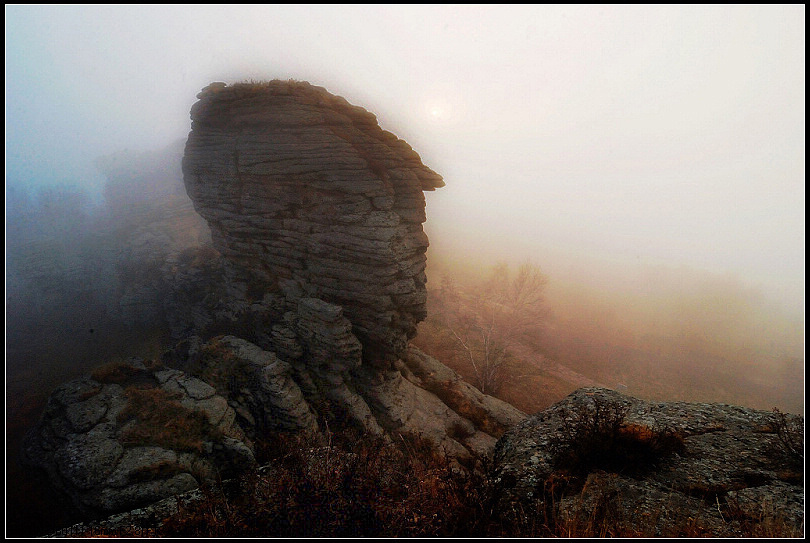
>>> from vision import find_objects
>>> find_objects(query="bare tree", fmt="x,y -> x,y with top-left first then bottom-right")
436,261 -> 548,395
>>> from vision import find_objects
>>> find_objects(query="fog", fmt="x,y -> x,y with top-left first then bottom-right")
7,5 -> 804,312
6,4 -> 804,383
3,6 -> 805,535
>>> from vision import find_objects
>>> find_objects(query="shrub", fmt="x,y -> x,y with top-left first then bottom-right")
548,398 -> 684,479
526,396 -> 687,535
157,429 -> 493,537
771,408 -> 804,470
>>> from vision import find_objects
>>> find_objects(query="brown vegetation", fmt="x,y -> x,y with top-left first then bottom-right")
771,408 -> 804,467
72,427 -> 801,538
416,256 -> 804,416
547,398 -> 685,480
117,386 -> 222,453
155,430 -> 491,537
416,261 -> 548,396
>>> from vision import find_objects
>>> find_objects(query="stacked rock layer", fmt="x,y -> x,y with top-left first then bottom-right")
183,81 -> 444,363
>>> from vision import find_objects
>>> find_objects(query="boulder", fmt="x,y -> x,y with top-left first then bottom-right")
22,359 -> 256,516
492,387 -> 804,536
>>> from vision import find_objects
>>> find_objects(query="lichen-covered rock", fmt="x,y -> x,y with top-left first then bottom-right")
492,387 -> 804,536
22,359 -> 256,516
183,80 -> 443,364
188,335 -> 319,434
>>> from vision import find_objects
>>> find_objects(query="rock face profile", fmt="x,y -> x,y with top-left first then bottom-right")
183,80 -> 443,363
492,388 -> 804,537
175,80 -> 522,452
22,80 -> 524,523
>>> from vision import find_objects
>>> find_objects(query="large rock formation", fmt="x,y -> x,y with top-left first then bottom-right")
21,81 -> 525,531
183,80 -> 443,363
492,388 -> 804,537
177,81 -> 522,453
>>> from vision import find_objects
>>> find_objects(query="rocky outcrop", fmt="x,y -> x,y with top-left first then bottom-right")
183,335 -> 320,435
22,359 -> 255,516
183,80 -> 443,363
171,334 -> 524,466
174,81 -> 523,453
492,388 -> 804,537
21,81 -> 527,531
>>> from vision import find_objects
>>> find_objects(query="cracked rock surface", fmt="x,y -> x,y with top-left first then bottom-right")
22,359 -> 255,516
175,81 -> 524,452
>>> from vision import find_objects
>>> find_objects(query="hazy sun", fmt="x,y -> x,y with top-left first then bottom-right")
426,102 -> 452,124
422,83 -> 462,125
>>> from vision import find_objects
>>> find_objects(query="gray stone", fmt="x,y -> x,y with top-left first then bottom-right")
183,80 -> 443,364
22,361 -> 255,517
95,473 -> 199,512
104,447 -> 178,488
54,433 -> 124,491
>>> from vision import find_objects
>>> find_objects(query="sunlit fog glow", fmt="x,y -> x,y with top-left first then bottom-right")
5,8 -> 805,538
5,5 -> 805,312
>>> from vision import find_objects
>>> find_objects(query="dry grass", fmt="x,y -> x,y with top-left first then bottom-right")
155,429 -> 491,537
771,408 -> 804,469
61,425 -> 802,538
90,361 -> 143,384
117,386 -> 222,453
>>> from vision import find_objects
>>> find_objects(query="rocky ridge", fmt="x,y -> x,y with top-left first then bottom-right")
177,80 -> 522,452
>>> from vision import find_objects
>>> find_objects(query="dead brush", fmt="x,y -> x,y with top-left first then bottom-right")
771,408 -> 804,470
157,428 -> 494,537
720,493 -> 805,538
117,386 -> 222,453
548,397 -> 684,481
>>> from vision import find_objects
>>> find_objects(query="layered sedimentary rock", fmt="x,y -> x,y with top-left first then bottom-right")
176,81 -> 526,451
493,388 -> 804,537
183,80 -> 443,363
24,82 -> 526,529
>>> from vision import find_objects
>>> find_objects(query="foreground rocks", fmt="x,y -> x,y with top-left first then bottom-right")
174,335 -> 524,465
22,359 -> 255,516
492,387 -> 804,537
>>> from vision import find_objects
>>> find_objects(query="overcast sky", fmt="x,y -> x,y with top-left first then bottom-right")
5,5 -> 805,313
